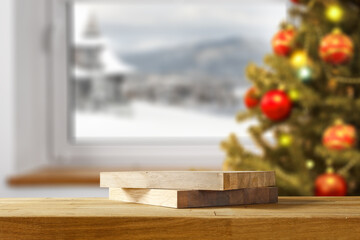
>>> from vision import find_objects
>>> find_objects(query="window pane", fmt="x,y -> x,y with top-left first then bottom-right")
70,0 -> 286,140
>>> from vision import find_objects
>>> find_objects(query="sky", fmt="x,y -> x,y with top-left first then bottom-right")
73,0 -> 288,54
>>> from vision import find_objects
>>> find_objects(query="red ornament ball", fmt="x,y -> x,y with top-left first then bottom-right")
322,122 -> 356,150
315,173 -> 347,196
319,29 -> 353,65
291,0 -> 300,3
272,28 -> 296,56
244,87 -> 260,108
260,90 -> 292,121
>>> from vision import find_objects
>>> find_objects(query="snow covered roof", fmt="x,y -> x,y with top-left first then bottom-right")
74,37 -> 107,48
73,7 -> 135,80
101,48 -> 134,75
73,67 -> 90,80
73,48 -> 134,80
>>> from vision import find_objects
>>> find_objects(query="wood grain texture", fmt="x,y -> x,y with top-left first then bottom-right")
109,187 -> 278,208
8,167 -> 220,186
0,197 -> 359,240
100,171 -> 276,190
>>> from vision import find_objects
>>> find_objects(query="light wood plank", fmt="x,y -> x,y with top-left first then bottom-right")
109,187 -> 278,208
0,197 -> 360,240
8,167 -> 220,186
100,171 -> 276,190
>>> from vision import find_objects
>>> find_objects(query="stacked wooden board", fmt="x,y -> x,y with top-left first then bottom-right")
100,171 -> 277,208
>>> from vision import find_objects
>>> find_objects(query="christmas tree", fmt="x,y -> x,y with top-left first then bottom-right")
221,0 -> 360,196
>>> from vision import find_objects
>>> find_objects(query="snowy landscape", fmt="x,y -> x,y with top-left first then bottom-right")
75,100 -> 254,138
72,1 -> 286,140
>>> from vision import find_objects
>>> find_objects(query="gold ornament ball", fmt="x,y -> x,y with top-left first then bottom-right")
290,50 -> 308,68
279,134 -> 292,147
326,5 -> 343,23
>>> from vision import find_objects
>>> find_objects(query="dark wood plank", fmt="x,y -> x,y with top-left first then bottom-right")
109,187 -> 278,208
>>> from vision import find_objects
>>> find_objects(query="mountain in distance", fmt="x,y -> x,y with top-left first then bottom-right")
121,36 -> 269,85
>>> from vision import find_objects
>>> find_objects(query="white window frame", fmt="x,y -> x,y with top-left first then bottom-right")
14,0 -> 54,171
15,0 -> 286,171
52,0 -> 234,169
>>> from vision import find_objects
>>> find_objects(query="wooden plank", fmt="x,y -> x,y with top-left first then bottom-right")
8,167 -> 220,186
0,197 -> 359,218
100,171 -> 276,190
0,197 -> 360,240
109,187 -> 278,208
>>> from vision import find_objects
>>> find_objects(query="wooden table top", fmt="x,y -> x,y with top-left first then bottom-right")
0,197 -> 359,239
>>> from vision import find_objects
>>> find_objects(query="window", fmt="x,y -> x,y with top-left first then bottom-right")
49,0 -> 287,168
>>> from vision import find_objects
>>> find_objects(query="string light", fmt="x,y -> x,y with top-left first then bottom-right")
306,160 -> 315,169
297,66 -> 312,82
279,134 -> 293,147
326,5 -> 343,23
289,89 -> 300,101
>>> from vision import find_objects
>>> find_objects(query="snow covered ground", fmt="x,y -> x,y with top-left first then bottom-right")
75,100 -> 254,139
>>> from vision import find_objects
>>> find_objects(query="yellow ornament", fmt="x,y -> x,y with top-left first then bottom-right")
290,50 -> 308,68
306,160 -> 315,169
289,89 -> 300,101
279,134 -> 292,147
326,5 -> 343,23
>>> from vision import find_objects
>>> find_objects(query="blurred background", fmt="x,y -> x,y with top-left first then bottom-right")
0,0 -> 286,197
72,1 -> 285,140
